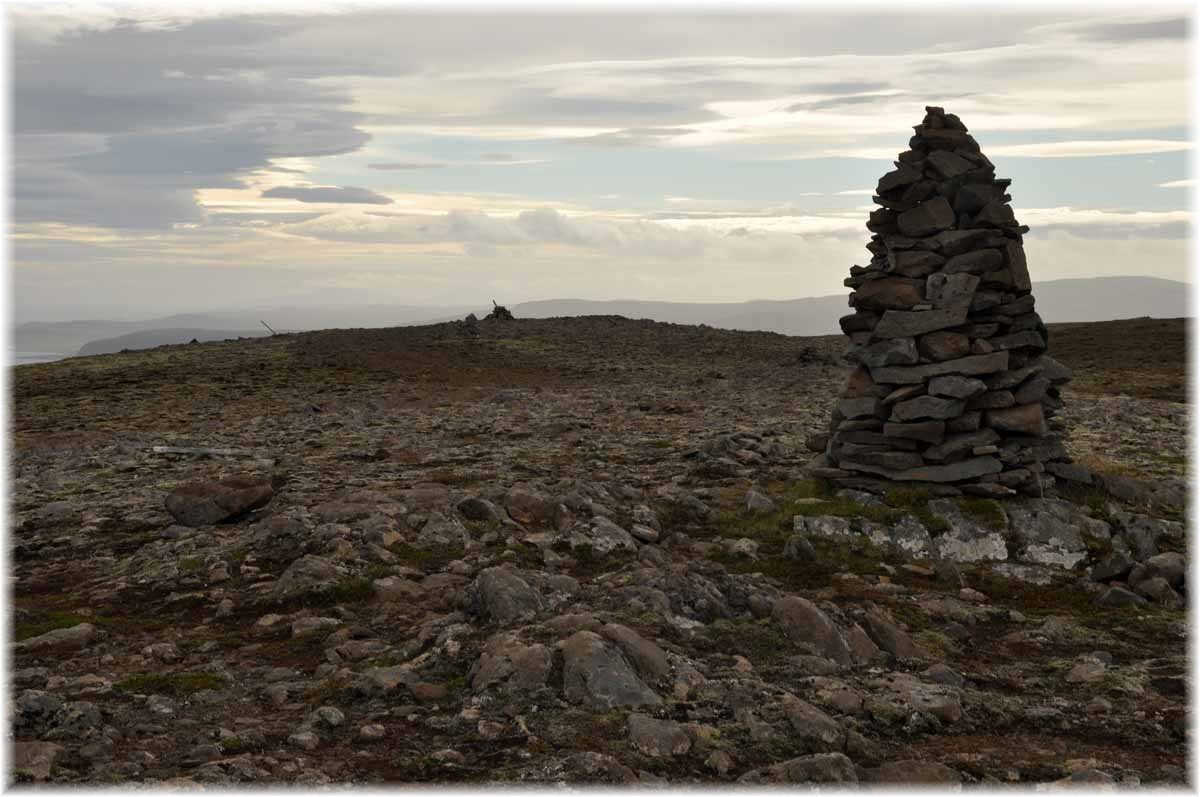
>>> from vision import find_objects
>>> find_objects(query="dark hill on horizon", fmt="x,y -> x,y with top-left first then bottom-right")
11,275 -> 1189,358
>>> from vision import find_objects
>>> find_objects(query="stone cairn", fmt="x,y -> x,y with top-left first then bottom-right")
810,106 -> 1076,498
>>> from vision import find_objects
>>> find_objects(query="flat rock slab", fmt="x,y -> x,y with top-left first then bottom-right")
165,474 -> 274,527
871,351 -> 1009,385
872,306 -> 968,340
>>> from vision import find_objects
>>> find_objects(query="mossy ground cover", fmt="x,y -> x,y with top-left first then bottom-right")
114,671 -> 226,697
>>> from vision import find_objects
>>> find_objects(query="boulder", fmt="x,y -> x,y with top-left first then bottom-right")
772,596 -> 853,666
561,631 -> 662,709
475,568 -> 544,626
165,475 -> 274,527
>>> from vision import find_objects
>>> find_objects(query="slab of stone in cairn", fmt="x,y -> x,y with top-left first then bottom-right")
811,106 -> 1074,498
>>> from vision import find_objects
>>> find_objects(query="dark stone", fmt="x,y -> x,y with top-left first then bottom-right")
990,331 -> 1046,351
847,338 -> 920,368
837,397 -> 883,419
926,150 -> 974,179
887,249 -> 945,277
946,411 -> 981,433
891,396 -> 964,422
927,374 -> 987,399
973,201 -> 1016,227
1013,376 -> 1051,404
871,351 -> 1009,385
923,429 -> 1000,463
852,277 -> 926,311
883,421 -> 946,444
985,403 -> 1047,436
872,306 -> 968,339
932,229 -> 990,256
918,331 -> 971,361
925,273 -> 979,308
840,451 -> 925,471
966,390 -> 1015,410
165,475 -> 274,527
877,164 -> 923,194
1005,241 -> 1031,291
839,312 -> 878,334
943,248 -> 1003,275
896,197 -> 956,237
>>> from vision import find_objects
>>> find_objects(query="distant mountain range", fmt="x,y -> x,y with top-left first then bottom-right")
13,276 -> 1190,358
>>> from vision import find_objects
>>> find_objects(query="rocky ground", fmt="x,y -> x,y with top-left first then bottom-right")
9,315 -> 1190,786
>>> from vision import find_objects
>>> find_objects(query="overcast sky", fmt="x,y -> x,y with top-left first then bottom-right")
9,5 -> 1192,322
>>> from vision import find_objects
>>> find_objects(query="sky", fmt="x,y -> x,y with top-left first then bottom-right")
8,3 -> 1194,322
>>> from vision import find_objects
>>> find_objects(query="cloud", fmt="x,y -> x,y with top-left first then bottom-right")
1157,179 -> 1193,188
262,185 -> 393,204
1076,17 -> 1187,42
988,139 -> 1192,158
368,161 -> 445,170
785,138 -> 1193,160
13,13 -> 371,228
570,127 -> 695,147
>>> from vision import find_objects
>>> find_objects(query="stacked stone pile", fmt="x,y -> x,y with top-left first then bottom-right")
812,106 -> 1075,497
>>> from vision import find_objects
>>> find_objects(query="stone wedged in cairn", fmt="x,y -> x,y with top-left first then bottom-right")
810,106 -> 1073,498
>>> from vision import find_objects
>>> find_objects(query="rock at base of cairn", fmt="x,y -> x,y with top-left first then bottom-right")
817,106 -> 1073,497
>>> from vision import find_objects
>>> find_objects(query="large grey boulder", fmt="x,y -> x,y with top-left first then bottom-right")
475,568 -> 544,626
165,474 -> 274,527
772,597 -> 853,666
561,631 -> 662,709
271,555 -> 342,602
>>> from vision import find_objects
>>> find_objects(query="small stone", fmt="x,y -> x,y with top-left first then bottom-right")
705,750 -> 734,777
12,741 -> 64,781
1065,656 -> 1106,684
287,730 -> 320,750
627,714 -> 692,757
359,724 -> 386,740
923,662 -> 964,687
744,490 -> 777,515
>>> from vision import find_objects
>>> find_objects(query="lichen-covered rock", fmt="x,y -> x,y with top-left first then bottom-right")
561,631 -> 661,709
772,596 -> 853,666
469,632 -> 553,692
475,567 -> 544,625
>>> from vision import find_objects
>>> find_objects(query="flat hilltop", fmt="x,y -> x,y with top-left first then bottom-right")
9,315 -> 1189,785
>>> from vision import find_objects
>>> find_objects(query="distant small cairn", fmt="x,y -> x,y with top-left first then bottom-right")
487,300 -> 515,321
807,106 -> 1079,498
463,313 -> 481,338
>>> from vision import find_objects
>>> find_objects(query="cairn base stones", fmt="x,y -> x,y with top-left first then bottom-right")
815,107 -> 1073,497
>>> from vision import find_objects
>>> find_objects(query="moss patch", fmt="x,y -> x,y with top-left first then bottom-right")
114,671 -> 225,697
955,498 -> 1006,530
15,611 -> 90,641
389,542 -> 464,574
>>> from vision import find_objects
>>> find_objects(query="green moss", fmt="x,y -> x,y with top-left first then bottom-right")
178,556 -> 204,573
114,671 -> 225,697
566,544 -> 635,580
15,611 -> 89,641
696,618 -> 799,663
883,487 -> 938,509
389,542 -> 464,574
324,577 -> 376,604
954,498 -> 1006,530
